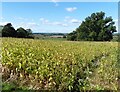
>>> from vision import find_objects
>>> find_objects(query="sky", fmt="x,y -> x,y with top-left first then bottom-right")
1,0 -> 120,2
0,2 -> 118,33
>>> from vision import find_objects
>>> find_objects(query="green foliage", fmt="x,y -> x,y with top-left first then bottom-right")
1,38 -> 118,91
63,35 -> 66,38
112,33 -> 120,42
0,25 -> 3,31
2,23 -> 17,37
2,83 -> 29,92
17,27 -> 28,38
67,31 -> 77,41
1,23 -> 34,38
26,29 -> 33,37
67,11 -> 116,41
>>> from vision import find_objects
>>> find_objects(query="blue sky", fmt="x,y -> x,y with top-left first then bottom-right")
1,2 -> 118,33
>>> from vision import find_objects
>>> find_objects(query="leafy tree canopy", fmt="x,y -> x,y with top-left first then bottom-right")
16,27 -> 28,38
2,23 -> 34,38
67,11 -> 116,41
2,23 -> 17,37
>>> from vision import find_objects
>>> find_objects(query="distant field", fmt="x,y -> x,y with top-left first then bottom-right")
33,33 -> 67,41
1,38 -> 119,91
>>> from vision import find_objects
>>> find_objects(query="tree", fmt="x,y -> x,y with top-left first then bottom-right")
67,11 -> 116,41
26,29 -> 32,36
26,29 -> 34,38
1,23 -> 34,38
67,31 -> 77,41
2,23 -> 17,37
16,27 -> 28,38
63,35 -> 66,38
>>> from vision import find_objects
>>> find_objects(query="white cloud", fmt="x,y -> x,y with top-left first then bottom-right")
52,21 -> 61,25
40,17 -> 68,27
51,0 -> 59,6
64,16 -> 71,22
27,22 -> 39,27
40,18 -> 44,21
66,7 -> 77,12
62,24 -> 68,27
70,19 -> 81,23
15,22 -> 28,29
14,17 -> 28,21
52,21 -> 68,27
14,22 -> 39,30
40,17 -> 80,27
0,22 -> 11,26
40,18 -> 49,24
64,16 -> 81,24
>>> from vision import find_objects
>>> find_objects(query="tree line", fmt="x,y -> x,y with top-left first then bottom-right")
1,23 -> 34,38
67,11 -> 116,41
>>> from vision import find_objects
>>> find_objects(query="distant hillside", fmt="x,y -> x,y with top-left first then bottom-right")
33,33 -> 68,36
33,33 -> 68,39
